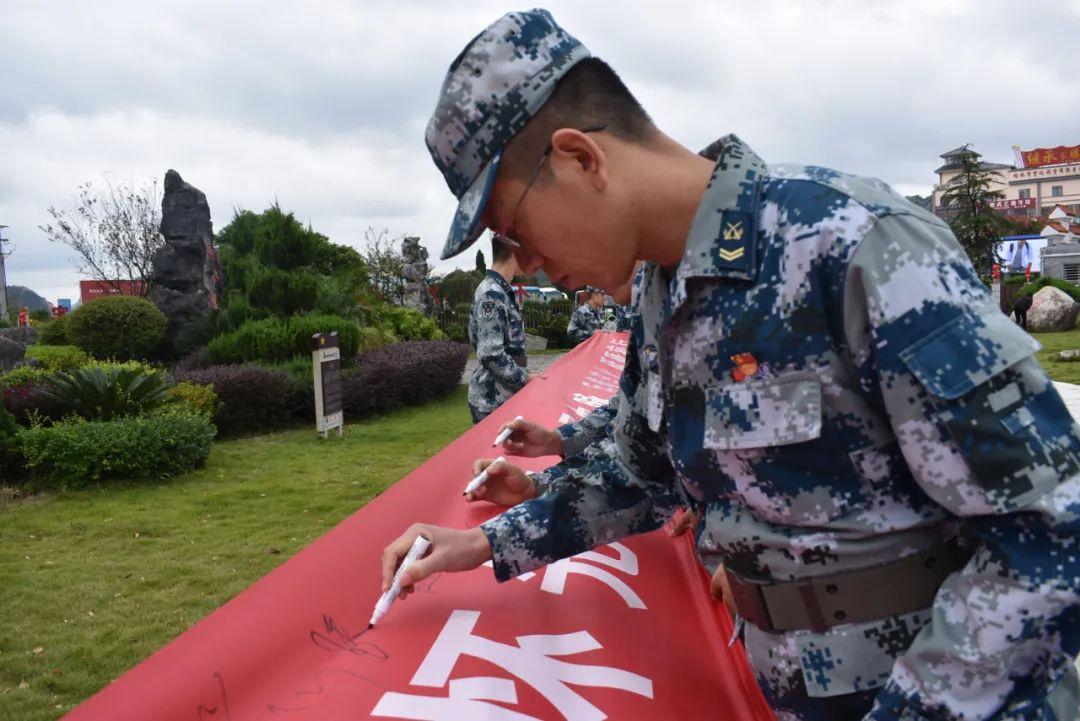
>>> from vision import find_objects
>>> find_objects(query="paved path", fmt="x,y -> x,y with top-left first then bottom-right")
461,352 -> 568,385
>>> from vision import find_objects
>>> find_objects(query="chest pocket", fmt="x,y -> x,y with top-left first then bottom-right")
694,372 -> 870,526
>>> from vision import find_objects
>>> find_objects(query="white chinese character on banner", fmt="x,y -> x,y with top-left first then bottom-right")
372,610 -> 653,721
541,543 -> 644,609
372,676 -> 541,720
483,543 -> 644,609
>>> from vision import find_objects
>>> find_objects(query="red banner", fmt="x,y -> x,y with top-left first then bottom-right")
65,333 -> 773,721
1020,145 -> 1080,168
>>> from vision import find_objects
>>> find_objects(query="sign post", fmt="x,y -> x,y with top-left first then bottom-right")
311,332 -> 344,439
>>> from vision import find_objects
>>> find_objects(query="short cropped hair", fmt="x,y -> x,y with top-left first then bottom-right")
492,235 -> 515,264
503,57 -> 656,180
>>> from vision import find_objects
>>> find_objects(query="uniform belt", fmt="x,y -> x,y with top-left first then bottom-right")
725,542 -> 970,634
510,352 -> 527,368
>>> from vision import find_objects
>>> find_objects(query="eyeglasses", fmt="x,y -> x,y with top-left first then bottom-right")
496,123 -> 607,248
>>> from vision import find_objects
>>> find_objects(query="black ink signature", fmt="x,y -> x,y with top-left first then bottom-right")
310,614 -> 389,660
413,572 -> 443,594
266,668 -> 385,714
196,672 -> 232,720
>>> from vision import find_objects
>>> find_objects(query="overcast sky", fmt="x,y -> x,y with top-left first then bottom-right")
2,0 -> 1078,304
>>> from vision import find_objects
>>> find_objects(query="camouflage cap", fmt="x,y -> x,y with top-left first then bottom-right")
425,9 -> 590,260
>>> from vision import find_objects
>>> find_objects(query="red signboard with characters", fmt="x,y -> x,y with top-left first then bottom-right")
78,280 -> 146,305
1020,145 -> 1080,169
63,334 -> 774,721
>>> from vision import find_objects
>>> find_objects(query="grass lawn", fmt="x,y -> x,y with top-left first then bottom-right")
1032,328 -> 1080,384
0,386 -> 472,721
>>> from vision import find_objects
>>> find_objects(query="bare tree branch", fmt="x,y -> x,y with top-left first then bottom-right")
39,178 -> 165,297
361,226 -> 406,305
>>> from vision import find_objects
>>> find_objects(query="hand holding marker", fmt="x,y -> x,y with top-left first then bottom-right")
464,456 -> 504,496
493,416 -> 523,447
369,535 -> 430,628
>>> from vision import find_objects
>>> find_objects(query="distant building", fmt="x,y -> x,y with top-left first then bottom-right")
78,280 -> 146,305
933,143 -> 1080,220
1040,206 -> 1080,282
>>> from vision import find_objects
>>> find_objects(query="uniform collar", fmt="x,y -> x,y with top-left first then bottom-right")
485,269 -> 517,302
670,134 -> 767,308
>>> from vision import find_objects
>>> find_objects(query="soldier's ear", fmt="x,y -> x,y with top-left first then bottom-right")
550,128 -> 608,192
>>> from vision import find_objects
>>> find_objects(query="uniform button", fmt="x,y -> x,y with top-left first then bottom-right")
925,557 -> 937,569
834,611 -> 846,621
825,584 -> 838,594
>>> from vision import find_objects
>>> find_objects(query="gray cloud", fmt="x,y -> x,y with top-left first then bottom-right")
1,0 -> 1077,303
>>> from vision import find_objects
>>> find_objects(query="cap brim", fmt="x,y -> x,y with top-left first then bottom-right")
440,152 -> 502,260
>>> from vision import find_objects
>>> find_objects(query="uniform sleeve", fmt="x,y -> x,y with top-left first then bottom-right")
481,334 -> 681,581
475,290 -> 528,390
554,398 -> 619,458
842,212 -> 1080,720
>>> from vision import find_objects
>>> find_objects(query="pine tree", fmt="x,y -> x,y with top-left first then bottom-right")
939,146 -> 1010,274
475,248 -> 486,274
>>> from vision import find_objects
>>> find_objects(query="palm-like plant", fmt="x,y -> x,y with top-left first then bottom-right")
41,367 -> 169,421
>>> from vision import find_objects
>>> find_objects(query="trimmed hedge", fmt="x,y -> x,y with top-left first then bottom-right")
67,295 -> 167,360
343,340 -> 467,417
169,364 -> 303,436
19,408 -> 215,488
23,344 -> 88,371
1017,277 -> 1080,303
208,315 -> 361,364
37,316 -> 71,345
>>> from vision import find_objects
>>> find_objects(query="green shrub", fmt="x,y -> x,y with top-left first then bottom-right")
23,345 -> 88,371
0,365 -> 54,389
19,408 -> 215,488
165,382 -> 218,418
208,318 -> 291,363
286,315 -> 361,356
253,206 -> 320,270
83,359 -> 162,377
208,315 -> 361,364
67,295 -> 167,360
37,316 -> 71,345
0,404 -> 23,481
246,265 -> 319,316
542,316 -> 570,348
357,326 -> 394,353
1017,277 -> 1080,303
42,367 -> 169,421
370,305 -> 445,341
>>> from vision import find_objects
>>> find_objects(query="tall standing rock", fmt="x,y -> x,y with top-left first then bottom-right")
401,236 -> 434,315
149,170 -> 223,357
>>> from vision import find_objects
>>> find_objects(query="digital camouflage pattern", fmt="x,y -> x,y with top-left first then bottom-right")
424,10 -> 590,260
468,270 -> 528,423
567,303 -> 605,346
481,134 -> 1080,720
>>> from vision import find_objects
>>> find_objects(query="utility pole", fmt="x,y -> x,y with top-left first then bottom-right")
0,225 -> 10,322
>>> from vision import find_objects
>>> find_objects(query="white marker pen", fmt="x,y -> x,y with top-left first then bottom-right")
463,456 -> 505,496
493,416 -> 524,447
369,535 -> 431,628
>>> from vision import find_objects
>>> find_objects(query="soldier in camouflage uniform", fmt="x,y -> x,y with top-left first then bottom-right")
383,10 -> 1080,720
566,287 -> 606,345
467,235 -> 528,423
